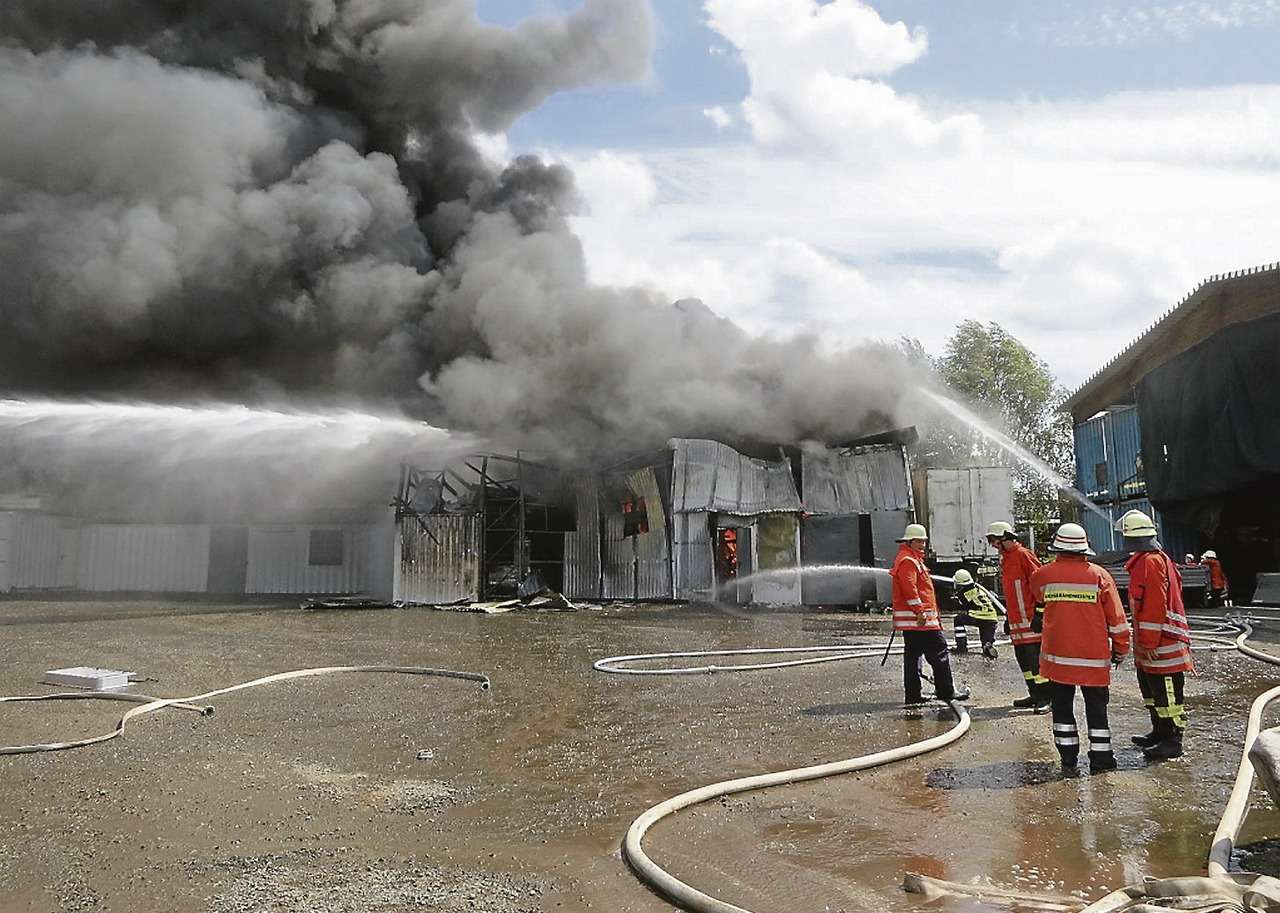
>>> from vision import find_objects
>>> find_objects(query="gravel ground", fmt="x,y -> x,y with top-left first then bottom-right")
0,599 -> 1278,913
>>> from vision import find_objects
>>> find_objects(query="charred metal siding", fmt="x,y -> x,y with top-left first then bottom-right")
78,524 -> 211,592
601,468 -> 672,600
669,439 -> 801,515
672,512 -> 713,601
601,513 -> 633,599
395,514 -> 481,604
801,445 -> 911,513
563,481 -> 601,600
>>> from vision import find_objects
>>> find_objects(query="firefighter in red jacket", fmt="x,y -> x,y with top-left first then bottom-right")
987,521 -> 1050,711
1030,523 -> 1131,774
1123,511 -> 1192,760
1201,550 -> 1229,607
891,524 -> 970,705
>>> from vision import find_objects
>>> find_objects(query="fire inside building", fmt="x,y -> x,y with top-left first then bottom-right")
1065,262 -> 1280,603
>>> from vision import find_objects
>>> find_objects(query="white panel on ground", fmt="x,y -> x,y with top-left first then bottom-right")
44,667 -> 131,690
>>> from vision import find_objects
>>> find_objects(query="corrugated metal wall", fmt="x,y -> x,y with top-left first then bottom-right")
630,468 -> 672,599
395,514 -> 481,604
799,515 -> 866,605
245,525 -> 370,595
0,513 -> 10,592
78,524 -> 211,592
1079,498 -> 1204,560
563,481 -> 601,599
669,439 -> 801,514
802,445 -> 911,513
672,511 -> 714,601
602,513 -> 633,599
1110,407 -> 1145,499
2,512 -> 78,590
1074,406 -> 1145,504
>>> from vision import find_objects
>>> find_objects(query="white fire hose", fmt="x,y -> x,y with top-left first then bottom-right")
0,665 -> 490,755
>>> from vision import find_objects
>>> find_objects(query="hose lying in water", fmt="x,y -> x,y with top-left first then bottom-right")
910,615 -> 1280,913
0,665 -> 490,756
599,639 -> 971,913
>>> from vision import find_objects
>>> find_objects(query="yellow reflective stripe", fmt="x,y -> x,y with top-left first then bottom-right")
1043,653 -> 1110,668
1043,583 -> 1100,603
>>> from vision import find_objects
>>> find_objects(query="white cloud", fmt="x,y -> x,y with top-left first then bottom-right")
703,105 -> 734,130
1031,1 -> 1280,47
558,79 -> 1280,387
704,0 -> 979,157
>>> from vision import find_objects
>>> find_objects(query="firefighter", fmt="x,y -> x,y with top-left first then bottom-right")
1030,523 -> 1130,774
892,524 -> 971,705
1201,550 -> 1229,607
1183,554 -> 1198,566
986,521 -> 1050,711
950,569 -> 1003,659
1123,511 -> 1191,760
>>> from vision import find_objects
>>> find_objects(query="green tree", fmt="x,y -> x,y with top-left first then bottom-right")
912,321 -> 1075,542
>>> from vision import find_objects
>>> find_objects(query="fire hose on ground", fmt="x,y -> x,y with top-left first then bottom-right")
0,665 -> 490,755
597,612 -> 1280,913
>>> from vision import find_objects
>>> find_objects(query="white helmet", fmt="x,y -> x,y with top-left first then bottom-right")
952,569 -> 974,586
1202,550 -> 1218,560
986,521 -> 1015,539
897,523 -> 928,542
1184,554 -> 1196,563
1050,523 -> 1095,555
1118,509 -> 1157,539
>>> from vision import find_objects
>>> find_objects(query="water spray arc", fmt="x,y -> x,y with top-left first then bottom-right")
919,388 -> 1112,526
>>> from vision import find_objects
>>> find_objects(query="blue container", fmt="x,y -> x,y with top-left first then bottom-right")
1080,506 -> 1117,555
1109,406 -> 1145,500
1074,416 -> 1112,502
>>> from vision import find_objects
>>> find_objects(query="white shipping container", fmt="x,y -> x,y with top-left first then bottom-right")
924,468 -> 1015,561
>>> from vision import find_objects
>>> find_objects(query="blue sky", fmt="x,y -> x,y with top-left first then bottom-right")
471,1 -> 1280,386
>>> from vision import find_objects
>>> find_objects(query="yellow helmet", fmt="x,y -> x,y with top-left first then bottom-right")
952,569 -> 974,586
1050,522 -> 1094,555
986,521 -> 1014,539
897,523 -> 928,542
1118,509 -> 1157,539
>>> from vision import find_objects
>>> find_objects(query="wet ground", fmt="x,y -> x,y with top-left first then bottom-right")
0,599 -> 1278,913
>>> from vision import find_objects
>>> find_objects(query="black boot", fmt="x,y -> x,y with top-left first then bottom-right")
1132,709 -> 1160,748
1013,695 -> 1037,708
982,643 -> 999,659
1144,734 -> 1184,761
1060,753 -> 1079,774
1089,751 -> 1118,773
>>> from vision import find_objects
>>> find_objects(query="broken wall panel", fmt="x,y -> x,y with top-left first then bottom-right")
629,467 -> 672,599
801,444 -> 911,514
601,512 -> 634,599
395,514 -> 481,604
751,513 -> 801,604
669,439 -> 801,515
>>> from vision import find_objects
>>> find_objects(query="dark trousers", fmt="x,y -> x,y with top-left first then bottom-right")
1137,669 -> 1187,739
953,614 -> 997,648
1208,587 -> 1227,608
903,629 -> 957,702
1014,642 -> 1050,699
1050,682 -> 1112,763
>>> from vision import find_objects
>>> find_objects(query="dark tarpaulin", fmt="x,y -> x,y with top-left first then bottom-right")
1138,311 -> 1280,533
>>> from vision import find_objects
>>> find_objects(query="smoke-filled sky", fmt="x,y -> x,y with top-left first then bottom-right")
0,0 -> 932,461
492,0 -> 1280,390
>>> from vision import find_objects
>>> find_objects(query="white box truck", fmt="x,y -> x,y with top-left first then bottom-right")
914,468 -> 1015,562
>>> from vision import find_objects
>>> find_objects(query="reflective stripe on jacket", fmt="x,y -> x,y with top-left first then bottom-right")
1031,554 -> 1130,687
892,546 -> 940,631
1126,549 -> 1193,674
1001,543 -> 1042,645
959,585 -> 999,622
